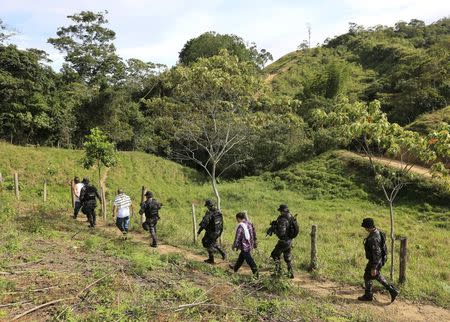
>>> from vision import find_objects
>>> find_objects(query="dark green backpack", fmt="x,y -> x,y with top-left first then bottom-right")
288,215 -> 299,239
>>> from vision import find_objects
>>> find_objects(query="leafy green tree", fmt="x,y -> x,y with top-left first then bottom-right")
82,127 -> 118,185
0,45 -> 60,145
48,11 -> 125,86
0,19 -> 15,43
312,99 -> 441,280
179,31 -> 272,68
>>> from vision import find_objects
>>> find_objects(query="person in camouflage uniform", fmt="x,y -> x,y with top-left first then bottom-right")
267,204 -> 297,278
197,199 -> 226,264
140,191 -> 162,247
79,177 -> 101,228
358,218 -> 399,303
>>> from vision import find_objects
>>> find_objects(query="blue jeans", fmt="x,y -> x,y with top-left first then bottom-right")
116,216 -> 130,233
74,201 -> 82,218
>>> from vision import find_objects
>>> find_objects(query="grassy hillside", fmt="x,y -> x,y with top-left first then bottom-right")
406,106 -> 450,134
1,142 -> 449,318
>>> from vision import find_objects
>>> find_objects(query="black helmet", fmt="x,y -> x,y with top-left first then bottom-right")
277,204 -> 289,212
361,218 -> 375,229
204,199 -> 215,207
82,177 -> 90,184
145,191 -> 153,198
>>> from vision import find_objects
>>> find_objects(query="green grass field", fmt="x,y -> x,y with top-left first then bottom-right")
1,141 -> 449,314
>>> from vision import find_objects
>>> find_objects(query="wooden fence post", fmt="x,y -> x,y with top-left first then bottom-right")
14,172 -> 19,200
399,237 -> 407,284
43,180 -> 47,202
309,224 -> 318,271
140,186 -> 146,205
101,185 -> 106,221
70,180 -> 75,208
192,203 -> 197,244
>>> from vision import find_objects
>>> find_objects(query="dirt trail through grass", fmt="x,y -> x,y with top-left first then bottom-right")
341,151 -> 433,177
93,217 -> 450,322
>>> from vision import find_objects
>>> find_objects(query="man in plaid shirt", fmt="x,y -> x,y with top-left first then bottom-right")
229,212 -> 259,278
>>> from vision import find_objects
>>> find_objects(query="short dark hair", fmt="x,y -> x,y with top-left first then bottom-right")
236,212 -> 246,220
117,189 -> 124,195
74,176 -> 80,184
361,218 -> 375,229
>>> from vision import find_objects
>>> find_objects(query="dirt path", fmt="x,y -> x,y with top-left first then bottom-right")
341,151 -> 433,178
93,218 -> 449,322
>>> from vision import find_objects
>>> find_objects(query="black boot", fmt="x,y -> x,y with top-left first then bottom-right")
388,285 -> 399,303
359,279 -> 373,301
357,294 -> 373,301
204,251 -> 215,264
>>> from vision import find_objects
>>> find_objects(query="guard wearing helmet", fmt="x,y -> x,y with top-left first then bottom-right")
197,199 -> 226,264
139,191 -> 162,247
358,218 -> 399,302
79,177 -> 101,228
267,204 -> 298,278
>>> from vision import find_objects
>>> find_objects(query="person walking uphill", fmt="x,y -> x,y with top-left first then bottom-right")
197,199 -> 226,264
358,218 -> 399,303
79,178 -> 102,228
229,212 -> 258,278
72,177 -> 84,219
112,189 -> 133,239
139,191 -> 162,248
267,204 -> 299,278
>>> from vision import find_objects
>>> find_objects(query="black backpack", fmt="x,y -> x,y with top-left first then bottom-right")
211,210 -> 223,236
380,231 -> 388,266
287,215 -> 299,239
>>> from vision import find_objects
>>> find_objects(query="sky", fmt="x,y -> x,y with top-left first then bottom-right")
1,0 -> 449,70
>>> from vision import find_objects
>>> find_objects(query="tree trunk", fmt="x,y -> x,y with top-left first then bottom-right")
211,164 -> 221,211
389,200 -> 395,280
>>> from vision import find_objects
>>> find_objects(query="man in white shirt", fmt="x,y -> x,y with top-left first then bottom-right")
112,189 -> 133,239
72,177 -> 84,219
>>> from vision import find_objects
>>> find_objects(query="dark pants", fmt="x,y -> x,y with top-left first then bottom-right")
270,239 -> 293,271
82,205 -> 96,228
363,262 -> 391,295
233,250 -> 257,273
116,216 -> 130,233
73,201 -> 82,218
142,222 -> 158,246
202,234 -> 226,260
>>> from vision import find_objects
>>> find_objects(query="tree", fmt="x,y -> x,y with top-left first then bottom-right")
82,127 -> 117,185
144,51 -> 262,208
173,110 -> 248,210
178,31 -> 272,69
0,45 -> 59,145
312,99 -> 440,280
48,11 -> 124,86
0,19 -> 15,43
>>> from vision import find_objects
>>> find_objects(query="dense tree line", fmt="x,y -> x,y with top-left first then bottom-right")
0,12 -> 448,178
268,18 -> 450,125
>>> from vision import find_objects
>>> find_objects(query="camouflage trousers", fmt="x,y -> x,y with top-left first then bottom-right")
363,262 -> 391,295
270,239 -> 293,270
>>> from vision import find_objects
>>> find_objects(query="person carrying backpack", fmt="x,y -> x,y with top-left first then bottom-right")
197,199 -> 226,264
358,218 -> 399,303
79,177 -> 102,228
266,204 -> 299,278
139,191 -> 162,248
